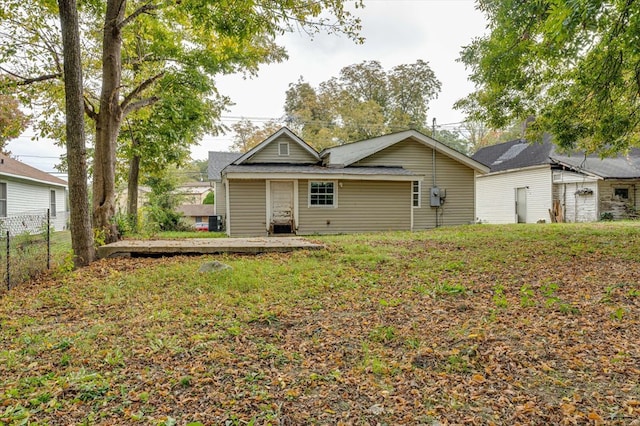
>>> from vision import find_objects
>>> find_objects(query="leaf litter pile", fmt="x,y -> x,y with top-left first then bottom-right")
1,224 -> 639,425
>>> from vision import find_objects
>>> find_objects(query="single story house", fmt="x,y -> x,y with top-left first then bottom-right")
472,137 -> 640,223
0,153 -> 68,233
209,127 -> 489,237
176,204 -> 216,226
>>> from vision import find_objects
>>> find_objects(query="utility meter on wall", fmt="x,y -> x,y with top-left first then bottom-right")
430,187 -> 446,207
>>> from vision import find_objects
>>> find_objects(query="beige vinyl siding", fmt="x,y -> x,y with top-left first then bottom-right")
296,179 -> 410,234
245,135 -> 317,164
354,139 -> 476,228
214,180 -> 225,217
228,180 -> 267,236
476,166 -> 552,224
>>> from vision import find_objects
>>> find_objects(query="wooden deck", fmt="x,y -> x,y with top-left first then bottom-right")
96,237 -> 325,259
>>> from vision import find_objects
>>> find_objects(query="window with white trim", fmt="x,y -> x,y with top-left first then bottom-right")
412,181 -> 421,207
50,190 -> 57,217
0,183 -> 6,217
309,181 -> 336,207
279,142 -> 289,156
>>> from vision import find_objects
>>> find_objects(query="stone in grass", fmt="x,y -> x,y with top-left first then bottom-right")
199,261 -> 232,273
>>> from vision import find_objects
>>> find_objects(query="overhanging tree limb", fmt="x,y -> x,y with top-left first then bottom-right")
118,1 -> 159,29
0,66 -> 61,86
120,72 -> 164,114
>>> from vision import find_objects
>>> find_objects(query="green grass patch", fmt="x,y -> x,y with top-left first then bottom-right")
1,223 -> 640,424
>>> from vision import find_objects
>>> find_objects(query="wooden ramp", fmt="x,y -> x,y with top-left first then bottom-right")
97,237 -> 324,259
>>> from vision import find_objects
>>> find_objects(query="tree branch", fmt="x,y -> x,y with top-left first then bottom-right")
0,66 -> 62,86
84,96 -> 98,121
120,72 -> 164,111
118,1 -> 159,29
122,96 -> 159,117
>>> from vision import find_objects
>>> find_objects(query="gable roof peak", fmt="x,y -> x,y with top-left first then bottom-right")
232,127 -> 320,165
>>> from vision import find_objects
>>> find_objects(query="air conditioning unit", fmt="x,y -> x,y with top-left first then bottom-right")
208,215 -> 223,232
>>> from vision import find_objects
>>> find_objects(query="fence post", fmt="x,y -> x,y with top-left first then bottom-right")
47,209 -> 51,270
6,230 -> 9,291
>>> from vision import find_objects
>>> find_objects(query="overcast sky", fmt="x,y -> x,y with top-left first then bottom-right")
7,0 -> 487,173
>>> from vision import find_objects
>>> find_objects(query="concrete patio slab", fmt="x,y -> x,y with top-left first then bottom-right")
96,237 -> 325,259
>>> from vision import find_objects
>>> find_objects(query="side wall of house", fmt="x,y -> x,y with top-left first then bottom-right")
353,139 -> 476,228
227,180 -> 267,236
475,167 -> 552,224
245,135 -> 317,164
598,180 -> 640,219
214,180 -> 225,217
2,177 -> 67,231
296,179 -> 411,234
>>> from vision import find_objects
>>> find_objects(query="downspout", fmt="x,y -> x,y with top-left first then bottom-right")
432,118 -> 438,228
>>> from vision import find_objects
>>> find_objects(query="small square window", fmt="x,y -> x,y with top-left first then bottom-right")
279,142 -> 289,156
614,188 -> 629,199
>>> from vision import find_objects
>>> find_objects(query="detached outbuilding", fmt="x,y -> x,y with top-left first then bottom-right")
472,137 -> 640,223
209,128 -> 488,237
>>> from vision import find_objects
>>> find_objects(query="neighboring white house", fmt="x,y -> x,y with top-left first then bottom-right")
472,137 -> 640,223
0,153 -> 68,233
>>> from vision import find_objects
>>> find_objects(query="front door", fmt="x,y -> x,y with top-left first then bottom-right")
270,181 -> 294,233
516,187 -> 527,223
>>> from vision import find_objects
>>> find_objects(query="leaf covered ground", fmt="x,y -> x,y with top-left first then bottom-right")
1,224 -> 639,425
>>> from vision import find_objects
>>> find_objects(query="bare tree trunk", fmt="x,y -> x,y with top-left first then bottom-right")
57,0 -> 95,266
127,152 -> 140,231
93,0 -> 124,243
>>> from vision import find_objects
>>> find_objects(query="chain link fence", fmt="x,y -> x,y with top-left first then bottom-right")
0,210 -> 71,293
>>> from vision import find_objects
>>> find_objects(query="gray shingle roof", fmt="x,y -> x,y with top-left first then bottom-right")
223,164 -> 417,177
208,151 -> 242,181
473,137 -> 640,179
552,149 -> 640,179
472,136 -> 554,172
322,129 -> 489,173
0,153 -> 67,186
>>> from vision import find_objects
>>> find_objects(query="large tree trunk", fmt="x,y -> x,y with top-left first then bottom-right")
127,152 -> 140,231
57,0 -> 95,266
93,0 -> 125,243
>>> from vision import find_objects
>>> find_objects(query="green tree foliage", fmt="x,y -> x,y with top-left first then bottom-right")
143,174 -> 186,233
202,191 -> 214,205
458,0 -> 640,154
0,95 -> 29,151
434,129 -> 471,154
285,60 -> 441,149
230,119 -> 283,153
1,0 -> 364,244
118,71 -> 223,231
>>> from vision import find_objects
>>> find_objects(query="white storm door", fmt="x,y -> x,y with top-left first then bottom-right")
270,181 -> 294,226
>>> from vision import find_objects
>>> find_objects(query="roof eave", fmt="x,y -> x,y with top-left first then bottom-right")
0,172 -> 68,187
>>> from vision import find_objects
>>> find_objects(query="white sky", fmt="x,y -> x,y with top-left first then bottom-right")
7,0 -> 487,174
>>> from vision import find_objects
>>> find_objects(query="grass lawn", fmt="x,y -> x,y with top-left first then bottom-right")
1,223 -> 639,425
